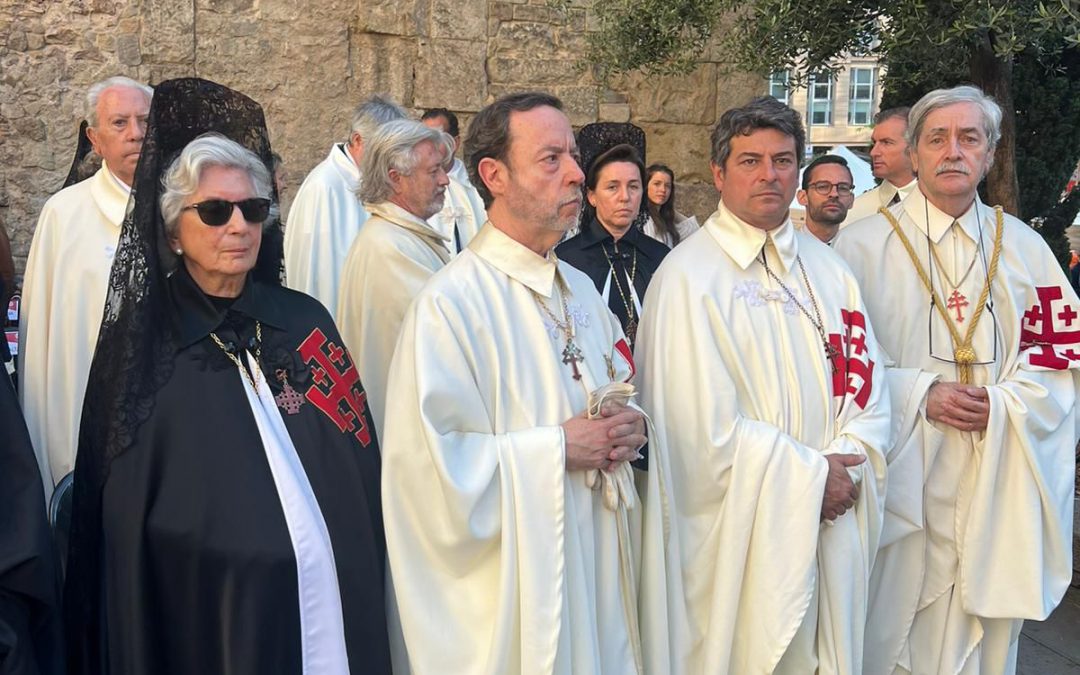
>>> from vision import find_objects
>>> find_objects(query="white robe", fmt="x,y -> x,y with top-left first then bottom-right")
637,202 -> 890,674
381,223 -> 674,674
833,188 -> 1079,675
427,158 -> 487,255
284,144 -> 368,317
336,200 -> 451,443
841,177 -> 916,228
18,163 -> 129,499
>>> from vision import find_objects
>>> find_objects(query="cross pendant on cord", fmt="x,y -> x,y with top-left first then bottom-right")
947,289 -> 969,322
562,339 -> 584,380
823,340 -> 841,374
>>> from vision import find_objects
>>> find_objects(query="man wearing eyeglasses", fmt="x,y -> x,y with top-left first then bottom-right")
796,154 -> 855,244
834,85 -> 1079,675
19,76 -> 152,501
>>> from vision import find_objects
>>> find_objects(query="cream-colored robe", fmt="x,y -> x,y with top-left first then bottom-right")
637,202 -> 890,674
427,158 -> 487,255
284,144 -> 368,317
833,188 -> 1078,675
337,200 -> 451,441
382,223 -> 674,674
841,177 -> 916,228
18,163 -> 129,499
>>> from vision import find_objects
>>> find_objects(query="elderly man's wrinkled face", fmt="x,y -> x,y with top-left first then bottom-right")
390,140 -> 449,220
912,102 -> 994,209
712,128 -> 799,231
171,165 -> 263,297
86,86 -> 151,187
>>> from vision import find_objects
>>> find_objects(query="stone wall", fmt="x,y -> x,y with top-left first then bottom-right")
0,0 -> 764,276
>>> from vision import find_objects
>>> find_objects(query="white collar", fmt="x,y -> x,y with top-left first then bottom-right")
705,200 -> 798,272
448,158 -> 470,184
903,186 -> 987,244
92,162 -> 132,228
367,201 -> 451,244
468,222 -> 560,297
329,143 -> 361,184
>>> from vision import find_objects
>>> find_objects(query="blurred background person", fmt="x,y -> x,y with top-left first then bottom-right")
642,164 -> 698,247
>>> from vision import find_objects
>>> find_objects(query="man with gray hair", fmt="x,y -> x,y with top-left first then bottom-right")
637,95 -> 889,673
284,94 -> 405,316
336,119 -> 452,443
842,106 -> 917,226
19,75 -> 152,499
834,85 -> 1079,674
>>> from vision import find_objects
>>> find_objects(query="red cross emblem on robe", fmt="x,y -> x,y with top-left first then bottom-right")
1020,286 -> 1080,370
827,309 -> 875,409
297,328 -> 373,446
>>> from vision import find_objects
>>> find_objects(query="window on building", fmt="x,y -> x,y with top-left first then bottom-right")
809,74 -> 833,126
769,71 -> 790,104
848,68 -> 876,125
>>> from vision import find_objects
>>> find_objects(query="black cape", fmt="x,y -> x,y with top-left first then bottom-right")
0,336 -> 64,675
86,267 -> 389,674
556,218 -> 670,349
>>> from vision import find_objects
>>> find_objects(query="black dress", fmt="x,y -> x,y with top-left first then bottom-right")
557,218 -> 670,349
94,267 -> 390,674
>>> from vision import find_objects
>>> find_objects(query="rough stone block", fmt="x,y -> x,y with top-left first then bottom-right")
677,181 -> 719,224
512,5 -> 548,22
415,39 -> 486,111
598,102 -> 630,123
487,55 -> 579,86
356,0 -> 421,36
714,68 -> 767,120
116,33 -> 141,65
490,21 -> 555,54
351,32 -> 416,105
552,85 -> 595,126
491,2 -> 515,21
643,123 -> 712,182
7,30 -> 28,52
624,63 -> 717,126
431,0 -> 485,40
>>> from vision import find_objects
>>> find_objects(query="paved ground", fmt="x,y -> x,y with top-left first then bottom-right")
1016,497 -> 1080,674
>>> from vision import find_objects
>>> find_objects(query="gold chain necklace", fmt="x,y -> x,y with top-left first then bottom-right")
604,241 -> 639,345
759,249 -> 842,373
880,206 -> 1004,384
210,321 -> 263,390
532,275 -> 584,380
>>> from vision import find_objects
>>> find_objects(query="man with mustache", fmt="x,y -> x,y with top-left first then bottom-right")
637,96 -> 889,674
843,107 -> 917,226
796,153 -> 856,244
19,75 -> 152,500
834,85 -> 1079,674
381,92 -> 676,673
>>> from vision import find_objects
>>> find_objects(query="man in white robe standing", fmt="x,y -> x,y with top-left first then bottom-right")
284,94 -> 405,315
843,107 -> 917,225
636,96 -> 889,674
19,76 -> 152,499
421,108 -> 488,254
834,85 -> 1078,675
381,91 -> 677,674
337,119 -> 453,442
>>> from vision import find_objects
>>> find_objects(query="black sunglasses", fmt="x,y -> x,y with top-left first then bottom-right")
182,198 -> 271,226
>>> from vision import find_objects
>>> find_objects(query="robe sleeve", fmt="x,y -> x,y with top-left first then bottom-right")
636,272 -> 830,673
16,204 -> 60,500
959,362 -> 1077,620
381,291 -> 567,675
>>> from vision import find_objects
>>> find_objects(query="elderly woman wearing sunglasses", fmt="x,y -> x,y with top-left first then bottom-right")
64,80 -> 390,675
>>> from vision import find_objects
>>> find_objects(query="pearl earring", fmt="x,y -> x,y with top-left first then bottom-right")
175,248 -> 183,255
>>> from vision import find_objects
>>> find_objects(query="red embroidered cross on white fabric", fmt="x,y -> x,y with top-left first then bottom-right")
1020,286 -> 1080,370
827,309 -> 875,409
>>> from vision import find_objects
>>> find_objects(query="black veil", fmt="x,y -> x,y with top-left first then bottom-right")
64,77 -> 283,673
574,122 -> 648,230
61,120 -> 99,189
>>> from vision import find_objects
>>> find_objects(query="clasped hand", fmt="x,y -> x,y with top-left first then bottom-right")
926,381 -> 989,432
821,454 -> 865,521
563,403 -> 646,472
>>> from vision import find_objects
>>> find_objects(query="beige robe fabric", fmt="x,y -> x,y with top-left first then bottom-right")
427,158 -> 487,255
18,163 -> 129,499
284,144 -> 368,317
637,202 -> 890,674
841,178 -> 917,228
382,223 -> 674,674
833,188 -> 1078,675
336,201 -> 451,442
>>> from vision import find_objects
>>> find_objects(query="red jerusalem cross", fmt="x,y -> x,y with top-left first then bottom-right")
947,290 -> 969,322
297,328 -> 373,447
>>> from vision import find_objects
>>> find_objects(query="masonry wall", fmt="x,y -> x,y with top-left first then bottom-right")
0,0 -> 764,275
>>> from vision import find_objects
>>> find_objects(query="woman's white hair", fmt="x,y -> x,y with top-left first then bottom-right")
906,85 -> 1003,151
159,133 -> 274,238
357,120 -> 454,205
86,76 -> 153,128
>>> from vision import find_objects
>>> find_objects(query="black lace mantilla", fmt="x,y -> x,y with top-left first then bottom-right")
65,78 -> 283,675
575,122 -> 649,232
62,120 -> 100,189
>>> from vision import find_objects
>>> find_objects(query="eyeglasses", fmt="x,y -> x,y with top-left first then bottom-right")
806,181 -> 854,196
182,198 -> 272,226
